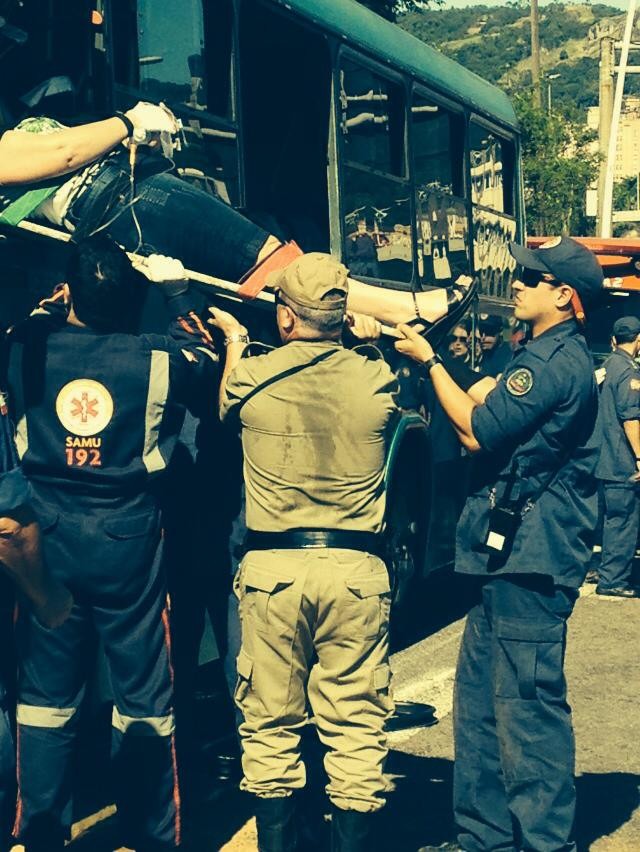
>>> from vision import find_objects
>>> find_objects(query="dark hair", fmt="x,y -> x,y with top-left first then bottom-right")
66,235 -> 147,333
615,330 -> 639,345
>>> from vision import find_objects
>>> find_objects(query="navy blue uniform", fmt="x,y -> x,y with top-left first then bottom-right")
595,349 -> 640,591
453,320 -> 599,852
0,395 -> 32,852
5,290 -> 218,851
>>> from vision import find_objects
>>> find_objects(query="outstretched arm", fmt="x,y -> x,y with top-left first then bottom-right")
395,324 -> 482,451
207,307 -> 249,413
0,117 -> 131,185
0,101 -> 180,186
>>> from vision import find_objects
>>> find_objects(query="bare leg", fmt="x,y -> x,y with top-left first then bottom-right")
256,235 -> 282,263
345,277 -> 448,326
252,237 -> 452,325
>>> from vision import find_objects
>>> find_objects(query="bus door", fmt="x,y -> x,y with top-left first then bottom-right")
237,1 -> 332,253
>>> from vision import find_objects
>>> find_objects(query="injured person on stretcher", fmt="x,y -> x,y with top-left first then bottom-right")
0,102 -> 475,331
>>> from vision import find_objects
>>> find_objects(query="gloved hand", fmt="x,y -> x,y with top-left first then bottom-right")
131,253 -> 189,298
124,101 -> 179,141
346,311 -> 382,342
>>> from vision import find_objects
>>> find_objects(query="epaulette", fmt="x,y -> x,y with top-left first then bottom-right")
525,335 -> 568,363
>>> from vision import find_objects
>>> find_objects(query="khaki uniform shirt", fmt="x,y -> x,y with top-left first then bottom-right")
221,341 -> 399,532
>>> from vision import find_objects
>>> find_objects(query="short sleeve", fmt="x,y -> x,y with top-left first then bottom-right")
472,357 -> 562,454
220,358 -> 261,423
613,369 -> 640,422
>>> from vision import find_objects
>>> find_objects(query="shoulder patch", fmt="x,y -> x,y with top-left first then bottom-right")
630,378 -> 640,391
506,367 -> 534,396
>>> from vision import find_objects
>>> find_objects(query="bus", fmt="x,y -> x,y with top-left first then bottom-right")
0,0 -> 523,584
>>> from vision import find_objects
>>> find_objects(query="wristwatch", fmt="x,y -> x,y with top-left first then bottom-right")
224,332 -> 250,346
424,354 -> 443,373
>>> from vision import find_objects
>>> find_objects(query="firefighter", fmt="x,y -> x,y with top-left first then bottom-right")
5,235 -> 219,851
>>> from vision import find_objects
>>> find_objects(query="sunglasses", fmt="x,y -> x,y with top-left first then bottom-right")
449,334 -> 468,343
517,267 -> 561,288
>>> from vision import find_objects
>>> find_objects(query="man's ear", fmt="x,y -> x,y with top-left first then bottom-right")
279,304 -> 296,334
555,284 -> 574,310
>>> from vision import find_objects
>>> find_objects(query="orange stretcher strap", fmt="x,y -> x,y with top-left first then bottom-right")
237,241 -> 303,299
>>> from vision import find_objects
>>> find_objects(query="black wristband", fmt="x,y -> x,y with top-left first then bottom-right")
114,111 -> 134,138
424,354 -> 443,373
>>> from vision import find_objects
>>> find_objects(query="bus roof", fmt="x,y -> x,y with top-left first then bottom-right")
271,0 -> 519,131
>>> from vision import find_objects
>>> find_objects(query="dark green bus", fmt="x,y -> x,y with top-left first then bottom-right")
0,0 -> 522,580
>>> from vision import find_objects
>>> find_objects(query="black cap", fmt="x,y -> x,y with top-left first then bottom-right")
509,236 -> 604,308
478,314 -> 503,335
613,316 -> 640,340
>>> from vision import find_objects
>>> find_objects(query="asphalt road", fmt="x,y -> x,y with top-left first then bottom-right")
54,579 -> 640,851
217,582 -> 640,852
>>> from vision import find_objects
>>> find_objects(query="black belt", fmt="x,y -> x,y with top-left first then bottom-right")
244,529 -> 383,556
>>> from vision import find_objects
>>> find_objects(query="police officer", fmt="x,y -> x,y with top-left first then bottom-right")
209,254 -> 397,852
478,314 -> 512,377
396,236 -> 603,852
0,393 -> 72,852
595,316 -> 640,598
5,235 -> 219,851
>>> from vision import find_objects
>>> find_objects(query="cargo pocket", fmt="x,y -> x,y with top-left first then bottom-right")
495,618 -> 566,701
234,648 -> 253,706
242,564 -> 296,636
104,512 -> 159,540
345,572 -> 391,640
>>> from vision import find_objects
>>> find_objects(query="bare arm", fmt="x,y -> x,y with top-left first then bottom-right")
207,308 -> 248,413
0,505 -> 72,628
623,419 -> 640,461
0,117 -> 130,185
428,363 -> 481,452
395,323 -> 482,452
468,375 -> 497,405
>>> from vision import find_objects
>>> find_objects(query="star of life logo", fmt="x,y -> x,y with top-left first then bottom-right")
55,379 -> 114,436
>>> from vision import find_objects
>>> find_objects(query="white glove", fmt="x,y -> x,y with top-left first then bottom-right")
131,254 -> 188,297
125,102 -> 179,138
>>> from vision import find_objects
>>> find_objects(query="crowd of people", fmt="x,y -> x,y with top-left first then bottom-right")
0,100 -> 638,852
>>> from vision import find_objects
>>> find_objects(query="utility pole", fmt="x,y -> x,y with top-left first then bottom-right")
597,36 -> 615,236
531,0 -> 542,108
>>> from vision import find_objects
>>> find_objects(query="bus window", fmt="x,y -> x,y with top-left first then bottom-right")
412,94 -> 468,283
412,95 -> 463,196
112,0 -> 234,119
340,60 -> 405,178
111,0 -> 239,207
340,59 -> 412,283
469,121 -> 515,215
472,209 -> 517,300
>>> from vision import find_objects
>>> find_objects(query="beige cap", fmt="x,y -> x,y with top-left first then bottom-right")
266,253 -> 349,312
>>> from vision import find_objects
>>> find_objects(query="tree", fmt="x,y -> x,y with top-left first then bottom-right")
357,0 -> 433,22
514,92 -> 599,236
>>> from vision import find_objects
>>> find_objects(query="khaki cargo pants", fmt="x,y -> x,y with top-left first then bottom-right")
234,547 -> 394,813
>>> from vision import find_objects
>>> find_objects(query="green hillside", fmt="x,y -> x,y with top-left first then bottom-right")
398,3 -> 632,109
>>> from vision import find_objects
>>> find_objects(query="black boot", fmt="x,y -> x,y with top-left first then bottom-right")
254,795 -> 298,852
331,806 -> 374,852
